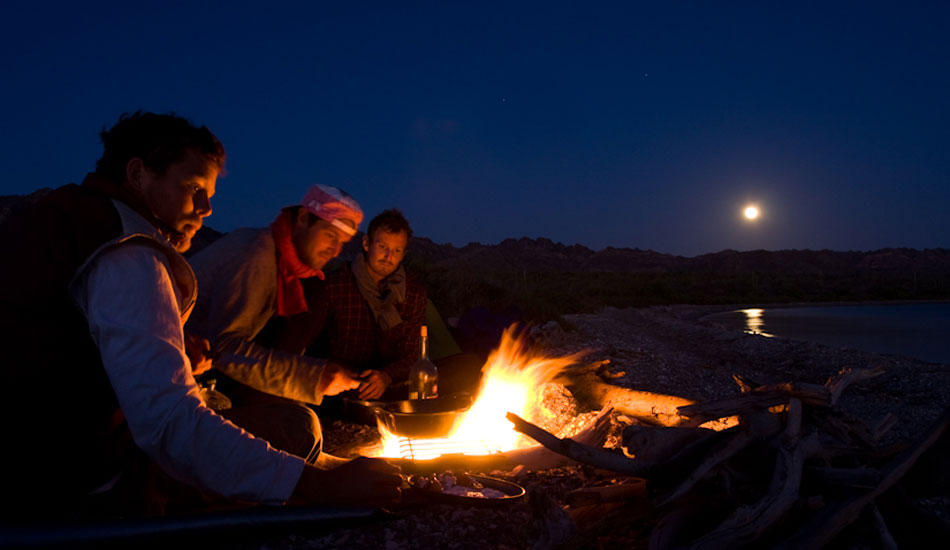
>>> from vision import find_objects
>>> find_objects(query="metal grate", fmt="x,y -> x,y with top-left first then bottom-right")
398,437 -> 501,461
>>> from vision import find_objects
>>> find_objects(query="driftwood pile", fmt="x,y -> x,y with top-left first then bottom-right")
504,361 -> 950,549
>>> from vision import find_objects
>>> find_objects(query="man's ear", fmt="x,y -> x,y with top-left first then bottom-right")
295,207 -> 311,230
125,158 -> 147,191
362,234 -> 370,253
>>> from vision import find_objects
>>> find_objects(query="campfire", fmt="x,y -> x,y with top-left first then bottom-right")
356,323 -> 949,548
376,326 -> 586,460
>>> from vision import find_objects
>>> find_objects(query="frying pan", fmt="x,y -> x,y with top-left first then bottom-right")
374,395 -> 472,438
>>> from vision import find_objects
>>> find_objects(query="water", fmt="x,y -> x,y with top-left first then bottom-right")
704,303 -> 950,364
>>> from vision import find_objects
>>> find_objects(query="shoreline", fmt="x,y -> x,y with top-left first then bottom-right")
539,304 -> 950,444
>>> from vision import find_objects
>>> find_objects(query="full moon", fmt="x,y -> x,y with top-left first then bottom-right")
744,205 -> 760,220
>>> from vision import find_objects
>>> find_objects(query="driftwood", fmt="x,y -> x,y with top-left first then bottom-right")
622,425 -> 718,462
773,410 -> 949,550
685,399 -> 821,549
560,370 -> 737,430
676,366 -> 886,424
539,363 -> 947,549
560,371 -> 698,427
825,365 -> 886,405
506,412 -> 653,477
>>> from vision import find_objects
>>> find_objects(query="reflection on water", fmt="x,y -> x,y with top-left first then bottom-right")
740,308 -> 773,337
706,303 -> 950,364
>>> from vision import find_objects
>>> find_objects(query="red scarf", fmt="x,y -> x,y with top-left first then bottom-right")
271,210 -> 323,317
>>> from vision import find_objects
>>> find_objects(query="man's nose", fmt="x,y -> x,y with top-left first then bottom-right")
195,192 -> 212,218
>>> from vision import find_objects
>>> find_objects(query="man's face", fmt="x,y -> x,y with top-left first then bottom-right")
362,229 -> 408,283
134,149 -> 218,253
294,214 -> 353,271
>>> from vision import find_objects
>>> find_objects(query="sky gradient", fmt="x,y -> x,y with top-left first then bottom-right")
2,1 -> 948,257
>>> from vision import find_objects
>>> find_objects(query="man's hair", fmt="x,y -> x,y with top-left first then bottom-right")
286,205 -> 321,227
367,208 -> 412,242
95,111 -> 226,183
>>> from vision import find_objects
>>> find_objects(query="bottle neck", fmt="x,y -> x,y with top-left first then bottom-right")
420,333 -> 429,360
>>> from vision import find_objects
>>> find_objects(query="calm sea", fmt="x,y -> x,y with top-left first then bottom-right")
704,303 -> 950,364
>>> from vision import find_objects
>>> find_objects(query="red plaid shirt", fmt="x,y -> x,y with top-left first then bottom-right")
322,264 -> 426,383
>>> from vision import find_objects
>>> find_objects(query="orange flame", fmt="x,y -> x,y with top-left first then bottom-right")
377,325 -> 584,459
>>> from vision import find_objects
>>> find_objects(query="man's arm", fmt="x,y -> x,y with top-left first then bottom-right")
76,243 -> 305,503
194,240 -> 349,403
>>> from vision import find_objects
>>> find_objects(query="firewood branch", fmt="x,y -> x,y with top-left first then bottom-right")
656,411 -> 781,508
773,409 -> 950,550
686,399 -> 819,549
505,412 -> 652,476
825,365 -> 886,406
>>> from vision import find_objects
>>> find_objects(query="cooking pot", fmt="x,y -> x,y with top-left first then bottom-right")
374,395 -> 472,438
342,397 -> 387,426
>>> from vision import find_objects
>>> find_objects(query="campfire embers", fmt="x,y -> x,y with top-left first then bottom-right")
378,425 -> 502,461
397,436 -> 500,461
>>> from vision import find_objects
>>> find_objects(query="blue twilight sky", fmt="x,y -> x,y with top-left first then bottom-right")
2,1 -> 948,257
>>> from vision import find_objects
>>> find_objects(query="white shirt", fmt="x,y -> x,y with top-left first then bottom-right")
72,237 -> 304,504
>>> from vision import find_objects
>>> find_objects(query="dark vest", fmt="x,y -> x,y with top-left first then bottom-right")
0,176 -> 180,517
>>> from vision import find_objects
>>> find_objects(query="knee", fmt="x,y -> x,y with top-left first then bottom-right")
272,403 -> 322,463
300,405 -> 322,442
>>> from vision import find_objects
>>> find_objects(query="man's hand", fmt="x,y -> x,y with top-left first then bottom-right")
358,369 -> 392,401
318,361 -> 360,396
290,456 -> 402,508
184,331 -> 213,376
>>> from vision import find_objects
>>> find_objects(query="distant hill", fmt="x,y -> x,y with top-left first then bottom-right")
401,236 -> 950,319
4,191 -> 949,321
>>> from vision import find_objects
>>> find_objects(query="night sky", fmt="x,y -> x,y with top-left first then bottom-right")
2,1 -> 948,257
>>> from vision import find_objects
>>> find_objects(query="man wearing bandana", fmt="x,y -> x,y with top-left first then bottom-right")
185,185 -> 365,464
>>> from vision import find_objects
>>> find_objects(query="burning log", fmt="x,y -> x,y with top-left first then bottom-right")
559,370 -> 697,427
559,369 -> 736,430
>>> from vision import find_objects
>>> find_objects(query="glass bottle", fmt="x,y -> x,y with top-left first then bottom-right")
408,325 -> 438,400
199,378 -> 232,410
